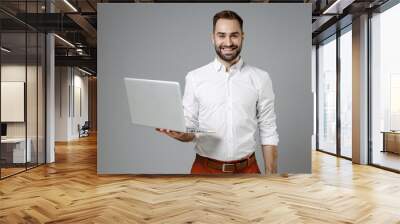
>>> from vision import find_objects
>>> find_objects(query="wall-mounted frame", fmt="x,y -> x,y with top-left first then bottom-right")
1,81 -> 25,122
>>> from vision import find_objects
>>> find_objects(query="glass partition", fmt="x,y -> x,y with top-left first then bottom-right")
339,27 -> 352,158
1,31 -> 28,177
0,1 -> 46,179
317,35 -> 337,155
371,3 -> 400,171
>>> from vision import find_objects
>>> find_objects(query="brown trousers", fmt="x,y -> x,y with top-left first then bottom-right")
190,154 -> 261,174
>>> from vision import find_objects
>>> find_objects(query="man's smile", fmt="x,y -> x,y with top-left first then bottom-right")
221,46 -> 237,54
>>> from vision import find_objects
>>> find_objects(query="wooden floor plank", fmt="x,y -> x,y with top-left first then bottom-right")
0,134 -> 400,223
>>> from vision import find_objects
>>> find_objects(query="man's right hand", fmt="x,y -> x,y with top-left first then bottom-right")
155,128 -> 195,142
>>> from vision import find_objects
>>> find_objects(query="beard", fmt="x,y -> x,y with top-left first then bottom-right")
214,44 -> 242,63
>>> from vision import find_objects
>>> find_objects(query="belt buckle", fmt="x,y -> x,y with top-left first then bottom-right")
222,163 -> 235,173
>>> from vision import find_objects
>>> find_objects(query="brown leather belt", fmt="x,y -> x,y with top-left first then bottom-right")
196,153 -> 256,173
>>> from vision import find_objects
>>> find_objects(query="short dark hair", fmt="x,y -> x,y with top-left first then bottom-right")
213,10 -> 243,32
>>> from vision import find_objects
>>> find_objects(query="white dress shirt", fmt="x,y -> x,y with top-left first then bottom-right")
183,57 -> 279,161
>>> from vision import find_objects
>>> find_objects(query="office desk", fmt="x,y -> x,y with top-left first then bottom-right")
382,131 -> 400,154
1,138 -> 31,164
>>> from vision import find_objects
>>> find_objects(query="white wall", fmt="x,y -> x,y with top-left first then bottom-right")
55,67 -> 89,141
55,66 -> 70,141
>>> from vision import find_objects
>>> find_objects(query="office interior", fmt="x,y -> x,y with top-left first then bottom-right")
0,0 -> 399,222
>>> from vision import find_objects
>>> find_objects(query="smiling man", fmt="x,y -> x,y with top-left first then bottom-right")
157,10 -> 279,174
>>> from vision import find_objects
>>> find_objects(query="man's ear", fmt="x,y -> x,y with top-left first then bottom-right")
242,32 -> 245,41
211,32 -> 215,44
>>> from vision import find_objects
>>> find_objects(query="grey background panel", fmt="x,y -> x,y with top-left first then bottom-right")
98,3 -> 312,174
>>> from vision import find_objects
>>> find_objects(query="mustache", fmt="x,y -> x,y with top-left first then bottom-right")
220,45 -> 238,49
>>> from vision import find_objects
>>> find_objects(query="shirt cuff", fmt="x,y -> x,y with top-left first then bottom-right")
260,135 -> 279,146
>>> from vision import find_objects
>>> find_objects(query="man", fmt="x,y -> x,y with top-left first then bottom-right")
157,10 -> 278,174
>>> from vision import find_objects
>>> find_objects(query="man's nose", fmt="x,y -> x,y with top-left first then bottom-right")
225,37 -> 232,46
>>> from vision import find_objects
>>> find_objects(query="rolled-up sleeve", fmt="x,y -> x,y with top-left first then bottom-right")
257,73 -> 279,146
182,72 -> 199,128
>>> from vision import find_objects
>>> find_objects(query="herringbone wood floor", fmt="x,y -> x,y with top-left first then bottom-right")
1,134 -> 400,224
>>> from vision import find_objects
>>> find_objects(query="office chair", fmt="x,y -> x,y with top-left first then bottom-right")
79,121 -> 90,138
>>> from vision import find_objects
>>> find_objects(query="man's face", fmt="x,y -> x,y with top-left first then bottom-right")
212,19 -> 244,63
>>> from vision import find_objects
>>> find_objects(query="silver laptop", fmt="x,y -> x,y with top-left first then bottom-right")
124,77 -> 214,133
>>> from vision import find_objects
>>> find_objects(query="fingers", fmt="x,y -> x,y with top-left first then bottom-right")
165,130 -> 183,137
156,128 -> 170,133
155,128 -> 185,138
170,132 -> 185,138
155,128 -> 167,133
157,128 -> 179,134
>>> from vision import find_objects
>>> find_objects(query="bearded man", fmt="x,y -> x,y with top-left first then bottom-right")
157,10 -> 279,174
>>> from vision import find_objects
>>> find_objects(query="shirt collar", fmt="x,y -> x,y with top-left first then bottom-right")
213,57 -> 244,72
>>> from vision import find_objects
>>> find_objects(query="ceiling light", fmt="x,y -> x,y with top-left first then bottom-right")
323,0 -> 343,14
78,67 -> 92,76
1,47 -> 11,53
322,0 -> 355,15
63,0 -> 78,12
54,34 -> 75,48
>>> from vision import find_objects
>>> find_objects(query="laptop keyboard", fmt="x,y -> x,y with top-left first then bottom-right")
186,127 -> 203,133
